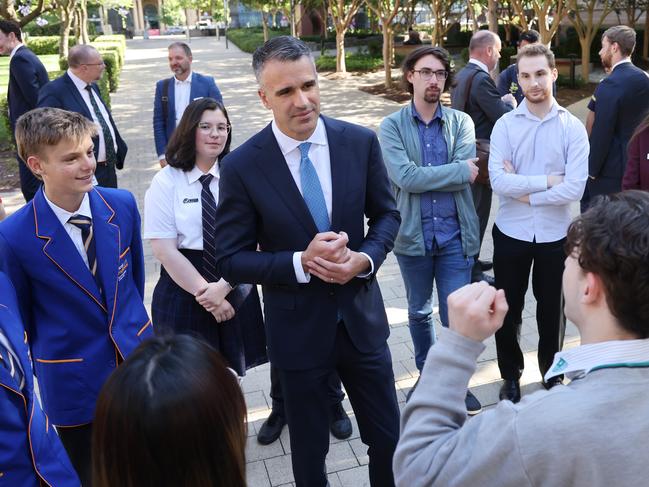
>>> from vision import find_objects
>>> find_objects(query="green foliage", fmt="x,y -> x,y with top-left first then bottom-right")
461,47 -> 469,63
226,27 -> 290,53
315,54 -> 384,72
499,46 -> 516,71
556,74 -> 588,88
0,97 -> 12,149
93,35 -> 126,50
367,38 -> 382,57
445,24 -> 473,47
100,51 -> 120,93
93,43 -> 123,69
25,36 -> 77,55
161,0 -> 186,26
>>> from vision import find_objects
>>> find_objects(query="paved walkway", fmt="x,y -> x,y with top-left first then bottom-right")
2,36 -> 583,486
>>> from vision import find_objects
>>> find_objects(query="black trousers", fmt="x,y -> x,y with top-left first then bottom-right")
277,323 -> 399,487
95,162 -> 118,188
57,422 -> 93,486
492,225 -> 566,380
270,364 -> 344,413
470,182 -> 493,280
17,154 -> 41,202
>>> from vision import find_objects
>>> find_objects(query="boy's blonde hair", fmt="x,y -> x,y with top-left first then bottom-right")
15,107 -> 98,163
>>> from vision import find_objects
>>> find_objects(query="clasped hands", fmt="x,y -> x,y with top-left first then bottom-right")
301,231 -> 370,285
502,159 -> 564,204
195,279 -> 234,323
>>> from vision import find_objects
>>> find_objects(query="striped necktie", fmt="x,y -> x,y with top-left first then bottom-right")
85,84 -> 118,166
0,334 -> 24,391
299,142 -> 330,232
199,174 -> 220,282
68,214 -> 99,281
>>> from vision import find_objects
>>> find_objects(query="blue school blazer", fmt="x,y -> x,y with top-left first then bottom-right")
0,272 -> 80,486
0,187 -> 153,426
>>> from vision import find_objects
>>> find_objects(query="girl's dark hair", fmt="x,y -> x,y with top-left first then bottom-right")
165,98 -> 232,171
92,335 -> 247,487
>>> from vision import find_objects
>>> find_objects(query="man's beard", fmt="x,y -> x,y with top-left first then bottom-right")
423,88 -> 441,104
524,87 -> 551,105
600,50 -> 612,70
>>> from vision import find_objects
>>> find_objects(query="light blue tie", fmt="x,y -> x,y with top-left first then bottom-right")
299,142 -> 330,232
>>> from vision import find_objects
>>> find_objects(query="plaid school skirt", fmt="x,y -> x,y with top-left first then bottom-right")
151,249 -> 268,376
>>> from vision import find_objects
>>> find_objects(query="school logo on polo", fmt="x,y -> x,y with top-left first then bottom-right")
183,198 -> 199,204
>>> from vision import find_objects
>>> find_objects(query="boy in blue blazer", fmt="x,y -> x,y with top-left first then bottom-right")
0,272 -> 80,486
0,107 -> 153,485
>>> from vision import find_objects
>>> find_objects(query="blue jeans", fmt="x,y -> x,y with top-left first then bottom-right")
396,237 -> 473,371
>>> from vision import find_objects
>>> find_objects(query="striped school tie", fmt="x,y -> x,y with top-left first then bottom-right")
85,84 -> 118,167
68,215 -> 99,281
199,174 -> 220,282
0,333 -> 25,391
299,142 -> 330,232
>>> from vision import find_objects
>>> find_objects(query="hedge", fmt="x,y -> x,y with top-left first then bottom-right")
315,54 -> 385,72
25,36 -> 76,55
59,55 -> 116,96
93,35 -> 126,52
93,43 -> 123,70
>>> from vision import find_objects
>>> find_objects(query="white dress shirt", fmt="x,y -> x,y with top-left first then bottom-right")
67,69 -> 117,163
270,117 -> 373,282
489,99 -> 589,243
9,43 -> 23,59
468,58 -> 489,73
545,338 -> 649,381
43,191 -> 93,269
174,71 -> 192,127
143,162 -> 220,250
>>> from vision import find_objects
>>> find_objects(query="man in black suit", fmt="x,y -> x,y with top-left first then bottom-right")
214,36 -> 401,487
38,45 -> 127,188
452,30 -> 516,284
582,25 -> 649,211
0,20 -> 49,201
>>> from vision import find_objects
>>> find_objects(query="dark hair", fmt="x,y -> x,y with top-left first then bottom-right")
565,190 -> 649,338
92,335 -> 247,487
165,98 -> 232,171
519,29 -> 540,45
603,25 -> 636,57
516,43 -> 556,69
401,46 -> 455,94
0,20 -> 21,42
252,35 -> 313,82
168,41 -> 192,57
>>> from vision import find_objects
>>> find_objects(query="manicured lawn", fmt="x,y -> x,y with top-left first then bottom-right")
0,54 -> 60,91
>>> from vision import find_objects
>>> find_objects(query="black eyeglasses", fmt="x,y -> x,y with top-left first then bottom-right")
412,69 -> 448,81
82,62 -> 105,67
198,123 -> 231,135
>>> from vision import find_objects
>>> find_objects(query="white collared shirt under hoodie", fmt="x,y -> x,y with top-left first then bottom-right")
67,69 -> 118,164
143,163 -> 220,250
43,191 -> 93,269
174,71 -> 193,127
488,99 -> 589,242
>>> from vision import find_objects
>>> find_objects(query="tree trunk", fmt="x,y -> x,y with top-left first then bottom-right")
262,11 -> 269,42
79,0 -> 90,44
487,0 -> 498,33
335,30 -> 346,72
383,23 -> 391,87
579,36 -> 591,80
467,0 -> 479,33
59,0 -> 75,59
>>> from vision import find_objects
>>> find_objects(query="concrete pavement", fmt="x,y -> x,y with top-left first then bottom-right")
1,36 -> 583,486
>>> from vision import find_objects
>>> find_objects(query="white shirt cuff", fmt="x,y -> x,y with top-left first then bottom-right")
357,252 -> 374,279
158,154 -> 166,161
293,252 -> 311,283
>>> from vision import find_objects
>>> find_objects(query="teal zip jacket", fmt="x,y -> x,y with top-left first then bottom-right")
379,103 -> 480,257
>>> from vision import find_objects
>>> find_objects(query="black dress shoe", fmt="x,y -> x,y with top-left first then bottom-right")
330,403 -> 353,439
465,390 -> 482,415
257,410 -> 286,445
542,376 -> 563,390
478,260 -> 493,272
499,379 -> 521,403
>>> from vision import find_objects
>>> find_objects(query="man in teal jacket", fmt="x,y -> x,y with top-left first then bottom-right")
379,46 -> 482,414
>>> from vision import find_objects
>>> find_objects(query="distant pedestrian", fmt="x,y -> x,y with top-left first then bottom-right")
0,19 -> 49,202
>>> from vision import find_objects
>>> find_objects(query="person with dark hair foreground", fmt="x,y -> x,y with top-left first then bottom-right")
92,334 -> 247,487
394,190 -> 649,487
623,112 -> 649,191
144,98 -> 267,377
379,46 -> 482,414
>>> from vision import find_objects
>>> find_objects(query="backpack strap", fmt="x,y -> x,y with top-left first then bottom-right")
161,77 -> 171,125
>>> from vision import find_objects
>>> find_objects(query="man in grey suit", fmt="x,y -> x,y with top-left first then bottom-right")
452,31 -> 516,284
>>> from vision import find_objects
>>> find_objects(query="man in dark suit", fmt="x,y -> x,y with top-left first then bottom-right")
452,30 -> 516,285
153,42 -> 223,167
214,36 -> 401,487
0,19 -> 49,202
582,25 -> 649,211
38,45 -> 127,188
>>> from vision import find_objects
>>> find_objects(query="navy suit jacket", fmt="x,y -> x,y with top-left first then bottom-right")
452,62 -> 513,139
37,73 -> 128,169
153,72 -> 223,157
588,62 -> 649,194
214,116 -> 400,370
7,45 -> 49,130
0,273 -> 80,486
0,187 -> 152,426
